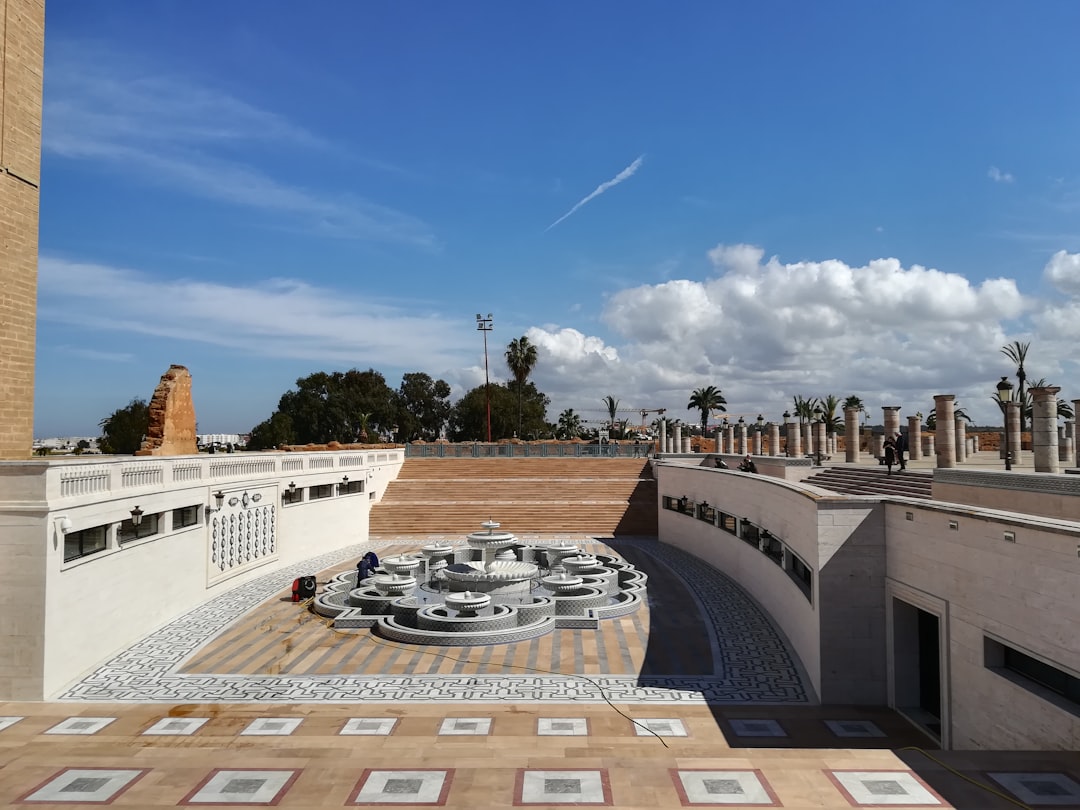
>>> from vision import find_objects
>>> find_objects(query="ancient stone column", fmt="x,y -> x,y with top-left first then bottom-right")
1030,386 -> 1061,473
844,407 -> 860,463
907,415 -> 922,461
972,434 -> 979,453
882,406 -> 901,443
813,421 -> 827,464
737,423 -> 748,455
659,420 -> 667,455
871,434 -> 884,460
768,423 -> 780,457
1058,426 -> 1071,464
725,425 -> 736,456
923,434 -> 935,457
682,435 -> 692,454
1067,419 -> 1076,466
1007,401 -> 1022,467
752,430 -> 762,455
714,426 -> 724,454
802,423 -> 813,457
786,421 -> 801,457
954,418 -> 967,463
934,395 -> 956,468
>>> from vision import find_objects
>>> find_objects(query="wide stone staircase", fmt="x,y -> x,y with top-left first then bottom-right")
369,457 -> 657,535
802,465 -> 934,499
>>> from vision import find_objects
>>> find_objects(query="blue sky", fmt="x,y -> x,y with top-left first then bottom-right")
35,1 -> 1080,436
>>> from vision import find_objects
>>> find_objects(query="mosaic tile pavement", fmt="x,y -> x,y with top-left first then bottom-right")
60,536 -> 809,704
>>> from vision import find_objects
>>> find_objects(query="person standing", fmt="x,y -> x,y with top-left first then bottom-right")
883,436 -> 897,476
895,431 -> 908,471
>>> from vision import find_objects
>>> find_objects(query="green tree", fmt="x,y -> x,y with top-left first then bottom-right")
99,398 -> 150,455
792,394 -> 820,426
820,394 -> 843,436
449,382 -> 550,441
505,336 -> 539,437
687,386 -> 726,436
556,408 -> 584,439
271,368 -> 395,444
926,402 -> 971,431
394,372 -> 452,442
247,411 -> 295,450
1001,340 -> 1031,431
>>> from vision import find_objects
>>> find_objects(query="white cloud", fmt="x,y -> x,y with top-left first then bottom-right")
527,244 -> 1055,427
988,166 -> 1015,183
546,155 -> 644,230
1043,250 -> 1080,296
38,256 -> 472,368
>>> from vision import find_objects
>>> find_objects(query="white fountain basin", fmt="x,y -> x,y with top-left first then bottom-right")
444,591 -> 491,613
443,560 -> 538,583
372,573 -> 417,596
542,572 -> 584,593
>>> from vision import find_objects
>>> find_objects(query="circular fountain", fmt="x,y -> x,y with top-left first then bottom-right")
541,570 -> 584,594
444,590 -> 491,616
372,572 -> 416,597
442,520 -> 538,596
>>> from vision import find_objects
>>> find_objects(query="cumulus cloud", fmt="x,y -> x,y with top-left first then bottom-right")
1043,250 -> 1080,296
529,244 -> 1049,426
988,166 -> 1015,183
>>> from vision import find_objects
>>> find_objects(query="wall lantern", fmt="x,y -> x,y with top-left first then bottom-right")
783,410 -> 791,424
213,491 -> 225,510
130,506 -> 144,526
287,482 -> 297,495
756,414 -> 764,430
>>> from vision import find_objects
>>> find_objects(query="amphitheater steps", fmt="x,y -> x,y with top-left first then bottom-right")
803,466 -> 933,499
370,457 -> 657,535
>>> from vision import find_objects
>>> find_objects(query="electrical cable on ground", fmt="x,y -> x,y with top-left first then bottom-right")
897,747 -> 1033,810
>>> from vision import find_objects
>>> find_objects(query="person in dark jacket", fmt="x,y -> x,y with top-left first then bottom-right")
883,436 -> 897,476
894,432 -> 908,471
738,455 -> 758,473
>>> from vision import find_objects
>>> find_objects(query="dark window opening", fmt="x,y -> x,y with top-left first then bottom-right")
119,512 -> 161,543
64,526 -> 108,562
172,505 -> 200,529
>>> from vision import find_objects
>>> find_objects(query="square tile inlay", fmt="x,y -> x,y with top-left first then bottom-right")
44,717 -> 117,736
341,718 -> 398,736
17,768 -> 147,804
240,717 -> 303,736
825,720 -> 886,738
728,719 -> 787,738
517,770 -> 612,805
538,718 -> 589,736
0,716 -> 24,733
988,773 -> 1080,806
438,717 -> 491,736
828,771 -> 943,806
633,718 -> 688,737
181,769 -> 298,805
143,717 -> 209,736
672,770 -> 780,806
350,769 -> 452,805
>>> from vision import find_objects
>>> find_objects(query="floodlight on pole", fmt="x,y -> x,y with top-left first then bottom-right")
476,313 -> 494,443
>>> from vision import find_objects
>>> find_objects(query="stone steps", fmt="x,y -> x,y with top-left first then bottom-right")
802,466 -> 933,499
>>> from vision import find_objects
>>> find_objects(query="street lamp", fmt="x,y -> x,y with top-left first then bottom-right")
476,313 -> 493,443
997,376 -> 1014,471
813,405 -> 824,466
782,410 -> 791,457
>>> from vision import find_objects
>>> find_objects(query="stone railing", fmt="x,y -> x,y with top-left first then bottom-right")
404,442 -> 651,458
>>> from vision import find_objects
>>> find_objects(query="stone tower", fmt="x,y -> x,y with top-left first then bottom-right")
0,0 -> 45,459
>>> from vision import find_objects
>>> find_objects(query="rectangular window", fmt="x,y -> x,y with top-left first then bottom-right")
172,505 -> 200,530
282,487 -> 302,505
986,637 -> 1080,713
119,512 -> 161,544
340,480 -> 365,495
697,503 -> 715,523
761,531 -> 783,566
718,512 -> 737,534
64,525 -> 108,562
309,484 -> 333,500
739,519 -> 760,548
785,549 -> 813,602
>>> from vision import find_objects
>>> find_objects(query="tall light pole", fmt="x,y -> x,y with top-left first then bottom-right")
476,313 -> 493,443
997,375 -> 1013,471
813,405 -> 824,466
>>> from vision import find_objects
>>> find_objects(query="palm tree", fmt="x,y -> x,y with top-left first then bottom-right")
1001,340 -> 1031,431
926,402 -> 971,431
505,336 -> 538,437
556,408 -> 583,439
792,395 -> 819,426
1016,378 -> 1074,422
820,394 -> 843,436
602,395 -> 620,435
687,386 -> 726,436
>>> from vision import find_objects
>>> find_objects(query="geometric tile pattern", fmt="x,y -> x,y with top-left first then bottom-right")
142,717 -> 208,736
0,716 -> 24,733
516,769 -> 612,805
987,772 -> 1080,806
671,769 -> 781,806
727,719 -> 787,737
240,717 -> 303,736
58,538 -> 809,704
632,718 -> 688,737
16,768 -> 147,804
537,718 -> 589,736
438,717 -> 492,736
350,769 -> 453,805
180,769 -> 299,805
828,770 -> 944,806
340,718 -> 398,736
825,719 -> 886,738
44,717 -> 116,735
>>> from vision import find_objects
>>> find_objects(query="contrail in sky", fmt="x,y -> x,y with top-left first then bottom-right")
546,154 -> 645,231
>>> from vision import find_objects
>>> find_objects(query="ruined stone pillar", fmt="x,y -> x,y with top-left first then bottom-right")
659,420 -> 667,455
954,418 -> 967,463
786,421 -> 801,457
1030,386 -> 1061,473
871,434 -> 884,460
972,434 -> 979,453
714,426 -> 723,454
844,407 -> 860,462
813,421 -> 827,464
752,430 -> 762,455
1066,419 -> 1076,466
882,406 -> 901,443
802,423 -> 813,457
923,434 -> 935,457
768,423 -> 780,457
734,423 -> 745,455
1058,426 -> 1071,464
673,423 -> 682,454
682,435 -> 692,454
725,425 -> 735,456
907,415 -> 922,461
1007,401 -> 1022,467
934,395 -> 956,468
